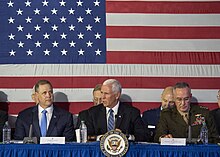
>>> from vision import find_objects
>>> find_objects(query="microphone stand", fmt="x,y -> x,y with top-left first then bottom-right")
187,124 -> 192,143
23,112 -> 37,144
186,112 -> 192,143
186,112 -> 197,144
23,124 -> 37,144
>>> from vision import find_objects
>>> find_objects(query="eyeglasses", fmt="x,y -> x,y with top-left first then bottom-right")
175,97 -> 190,102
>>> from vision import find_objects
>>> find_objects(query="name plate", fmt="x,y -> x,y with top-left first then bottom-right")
161,138 -> 186,146
40,137 -> 65,144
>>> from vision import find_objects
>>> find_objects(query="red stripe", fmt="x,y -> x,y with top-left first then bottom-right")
106,1 -> 220,13
106,26 -> 220,39
0,77 -> 220,89
0,102 -> 93,115
107,51 -> 220,64
3,102 -> 218,115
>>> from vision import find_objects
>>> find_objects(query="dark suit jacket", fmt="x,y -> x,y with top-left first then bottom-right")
211,108 -> 220,136
87,102 -> 149,141
142,107 -> 161,142
0,110 -> 8,142
154,104 -> 219,143
14,105 -> 75,142
76,109 -> 89,129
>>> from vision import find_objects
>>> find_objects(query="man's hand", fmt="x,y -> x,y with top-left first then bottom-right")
159,134 -> 173,142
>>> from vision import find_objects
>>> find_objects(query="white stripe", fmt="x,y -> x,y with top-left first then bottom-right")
107,39 -> 220,52
0,88 -> 218,103
106,13 -> 220,26
0,64 -> 220,77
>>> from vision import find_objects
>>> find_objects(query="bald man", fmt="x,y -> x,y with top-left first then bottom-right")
142,86 -> 174,142
160,86 -> 175,109
154,82 -> 218,143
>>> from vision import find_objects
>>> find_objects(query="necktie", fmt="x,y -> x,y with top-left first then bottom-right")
183,113 -> 188,124
108,109 -> 114,131
41,110 -> 47,137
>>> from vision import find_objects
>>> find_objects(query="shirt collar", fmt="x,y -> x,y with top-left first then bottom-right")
38,104 -> 54,114
106,101 -> 120,114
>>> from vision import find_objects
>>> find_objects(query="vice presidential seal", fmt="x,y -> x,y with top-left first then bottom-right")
100,130 -> 129,157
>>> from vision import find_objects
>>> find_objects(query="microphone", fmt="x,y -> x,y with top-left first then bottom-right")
23,112 -> 37,144
29,124 -> 33,137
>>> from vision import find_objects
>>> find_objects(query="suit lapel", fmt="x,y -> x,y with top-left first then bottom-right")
32,107 -> 41,137
115,103 -> 125,128
100,105 -> 107,133
47,106 -> 59,136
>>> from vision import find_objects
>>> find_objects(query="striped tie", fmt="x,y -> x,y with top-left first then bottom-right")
41,110 -> 47,137
108,109 -> 114,131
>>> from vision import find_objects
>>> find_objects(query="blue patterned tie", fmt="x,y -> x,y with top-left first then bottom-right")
108,109 -> 114,131
41,110 -> 47,137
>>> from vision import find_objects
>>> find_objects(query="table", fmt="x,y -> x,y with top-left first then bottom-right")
0,142 -> 219,157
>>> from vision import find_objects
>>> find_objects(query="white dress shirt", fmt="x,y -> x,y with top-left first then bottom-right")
38,104 -> 53,129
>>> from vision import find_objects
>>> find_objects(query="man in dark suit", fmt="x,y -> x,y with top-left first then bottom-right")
154,82 -> 218,143
77,84 -> 102,128
87,79 -> 149,142
14,80 -> 75,142
211,90 -> 220,136
142,86 -> 174,142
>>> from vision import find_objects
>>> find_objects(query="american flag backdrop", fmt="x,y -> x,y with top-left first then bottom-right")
0,0 -> 220,116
